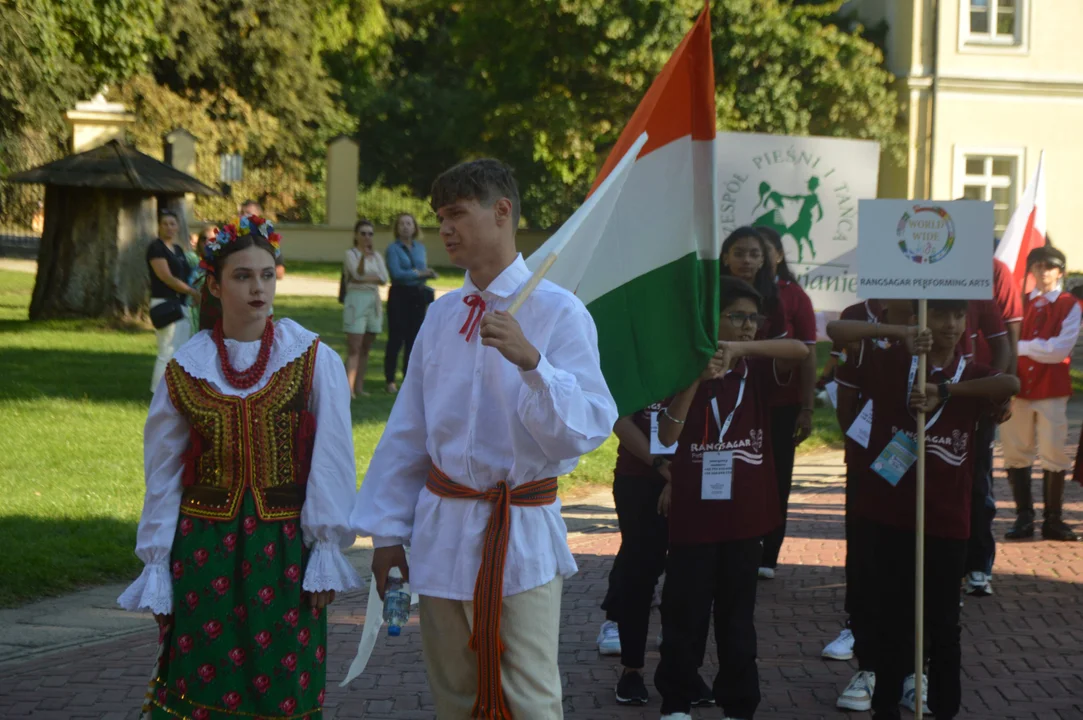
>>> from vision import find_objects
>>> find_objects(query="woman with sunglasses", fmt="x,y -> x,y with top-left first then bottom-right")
343,219 -> 389,398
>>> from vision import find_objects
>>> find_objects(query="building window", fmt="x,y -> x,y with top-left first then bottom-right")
962,0 -> 1023,46
954,152 -> 1021,237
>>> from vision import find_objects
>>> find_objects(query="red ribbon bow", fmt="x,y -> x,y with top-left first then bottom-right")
459,294 -> 486,342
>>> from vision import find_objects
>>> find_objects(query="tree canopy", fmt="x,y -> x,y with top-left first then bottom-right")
1,0 -> 901,228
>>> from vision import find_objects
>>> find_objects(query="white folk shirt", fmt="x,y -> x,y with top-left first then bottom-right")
351,255 -> 618,601
118,319 -> 362,615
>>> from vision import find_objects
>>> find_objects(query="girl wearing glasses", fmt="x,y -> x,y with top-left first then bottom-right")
654,276 -> 808,720
343,219 -> 390,398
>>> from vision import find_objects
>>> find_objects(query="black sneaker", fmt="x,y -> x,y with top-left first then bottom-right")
691,673 -> 715,707
615,671 -> 649,706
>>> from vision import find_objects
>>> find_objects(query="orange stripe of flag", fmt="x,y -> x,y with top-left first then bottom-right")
588,3 -> 716,197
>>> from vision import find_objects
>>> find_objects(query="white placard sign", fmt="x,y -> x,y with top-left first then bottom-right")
857,200 -> 994,300
716,132 -> 881,312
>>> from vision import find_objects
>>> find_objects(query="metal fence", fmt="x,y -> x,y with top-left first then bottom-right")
0,183 -> 43,258
0,229 -> 40,258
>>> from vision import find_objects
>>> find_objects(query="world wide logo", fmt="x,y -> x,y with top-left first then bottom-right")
896,206 -> 956,265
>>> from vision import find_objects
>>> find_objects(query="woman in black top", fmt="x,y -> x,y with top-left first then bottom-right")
146,209 -> 199,391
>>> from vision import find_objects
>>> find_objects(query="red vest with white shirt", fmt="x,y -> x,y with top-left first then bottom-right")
1017,290 -> 1077,400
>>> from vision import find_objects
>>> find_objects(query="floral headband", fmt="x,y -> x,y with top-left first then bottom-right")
200,215 -> 282,273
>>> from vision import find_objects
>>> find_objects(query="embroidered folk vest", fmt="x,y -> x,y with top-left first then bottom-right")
165,340 -> 320,521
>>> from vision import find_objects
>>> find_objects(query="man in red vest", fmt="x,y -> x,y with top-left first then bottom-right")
1001,245 -> 1081,541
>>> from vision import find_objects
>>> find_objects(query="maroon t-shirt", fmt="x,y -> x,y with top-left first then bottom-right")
835,335 -> 881,466
965,300 -> 1006,364
667,358 -> 786,545
969,260 -> 1020,365
614,401 -> 671,477
830,300 -> 886,357
839,343 -> 999,539
760,280 -> 815,407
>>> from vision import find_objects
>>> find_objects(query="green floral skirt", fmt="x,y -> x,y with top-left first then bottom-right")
147,493 -> 327,719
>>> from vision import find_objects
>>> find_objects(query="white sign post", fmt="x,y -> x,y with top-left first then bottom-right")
716,132 -> 880,312
857,199 -> 994,720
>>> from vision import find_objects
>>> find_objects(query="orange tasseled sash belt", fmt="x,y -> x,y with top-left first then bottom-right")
425,464 -> 558,720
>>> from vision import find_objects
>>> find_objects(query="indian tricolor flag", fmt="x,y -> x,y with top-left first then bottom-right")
526,5 -> 719,416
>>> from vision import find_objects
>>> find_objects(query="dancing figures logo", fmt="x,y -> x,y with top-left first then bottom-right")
716,132 -> 881,312
751,177 -> 824,264
896,206 -> 956,265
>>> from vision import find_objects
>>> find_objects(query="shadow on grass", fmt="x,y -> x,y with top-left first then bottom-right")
0,348 -> 154,403
0,515 -> 140,608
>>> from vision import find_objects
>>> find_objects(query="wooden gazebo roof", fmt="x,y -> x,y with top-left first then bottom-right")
4,140 -> 218,195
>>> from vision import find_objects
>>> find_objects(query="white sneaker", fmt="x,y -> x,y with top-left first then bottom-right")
757,566 -> 775,580
660,714 -> 693,720
837,670 -> 875,711
964,570 -> 993,596
822,628 -> 855,661
900,673 -> 930,714
597,620 -> 621,656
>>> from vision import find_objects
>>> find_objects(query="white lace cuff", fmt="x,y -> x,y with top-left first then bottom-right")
303,541 -> 363,593
117,561 -> 173,614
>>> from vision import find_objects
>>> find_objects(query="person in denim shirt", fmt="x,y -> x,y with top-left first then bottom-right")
384,212 -> 436,392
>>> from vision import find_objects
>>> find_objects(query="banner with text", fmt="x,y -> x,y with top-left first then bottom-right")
717,132 -> 880,312
857,199 -> 994,300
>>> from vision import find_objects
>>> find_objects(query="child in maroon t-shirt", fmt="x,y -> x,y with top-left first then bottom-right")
828,301 -> 1019,720
596,399 -> 714,707
653,277 -> 809,720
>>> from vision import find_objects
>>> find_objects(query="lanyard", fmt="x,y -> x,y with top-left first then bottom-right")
907,355 -> 966,430
708,364 -> 748,442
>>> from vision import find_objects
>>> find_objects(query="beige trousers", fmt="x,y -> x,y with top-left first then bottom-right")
419,576 -> 564,720
1000,396 -> 1071,471
149,299 -> 191,392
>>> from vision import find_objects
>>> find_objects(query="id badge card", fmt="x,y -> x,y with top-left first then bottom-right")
701,450 -> 733,500
649,411 -> 678,455
871,430 -> 918,487
845,399 -> 873,449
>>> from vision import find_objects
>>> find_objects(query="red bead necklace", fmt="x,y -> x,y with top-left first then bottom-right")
213,318 -> 275,389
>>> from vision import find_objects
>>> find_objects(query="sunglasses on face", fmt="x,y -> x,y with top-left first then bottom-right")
723,312 -> 765,327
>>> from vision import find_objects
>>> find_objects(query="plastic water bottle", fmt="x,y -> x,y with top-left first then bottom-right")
382,568 -> 410,637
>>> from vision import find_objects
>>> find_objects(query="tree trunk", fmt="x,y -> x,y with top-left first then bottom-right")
29,187 -> 158,320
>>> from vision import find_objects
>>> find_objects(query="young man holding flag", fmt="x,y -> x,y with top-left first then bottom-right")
351,159 -> 618,719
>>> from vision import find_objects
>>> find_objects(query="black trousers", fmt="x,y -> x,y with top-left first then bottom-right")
870,523 -> 966,720
384,284 -> 426,384
656,538 -> 762,718
600,474 -> 669,668
844,473 -> 875,670
965,416 -> 997,576
761,404 -> 800,569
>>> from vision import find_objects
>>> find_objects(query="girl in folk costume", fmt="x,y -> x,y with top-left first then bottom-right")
119,216 -> 361,719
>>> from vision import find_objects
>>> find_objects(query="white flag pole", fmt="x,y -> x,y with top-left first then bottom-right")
914,298 -> 928,720
508,131 -> 649,316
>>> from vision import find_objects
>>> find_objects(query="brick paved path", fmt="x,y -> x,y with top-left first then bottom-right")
2,471 -> 1081,719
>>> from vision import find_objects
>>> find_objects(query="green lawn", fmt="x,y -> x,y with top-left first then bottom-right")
0,268 -> 839,607
288,259 -> 466,291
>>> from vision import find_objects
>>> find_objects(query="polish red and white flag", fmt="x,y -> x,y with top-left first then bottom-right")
994,151 -> 1047,293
